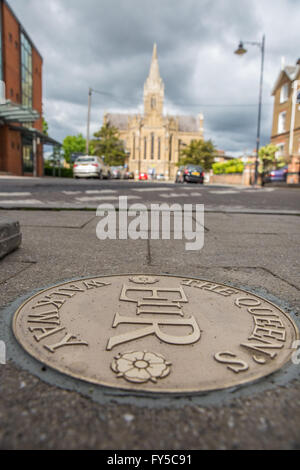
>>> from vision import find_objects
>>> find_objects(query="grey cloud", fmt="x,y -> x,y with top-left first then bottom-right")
8,0 -> 300,153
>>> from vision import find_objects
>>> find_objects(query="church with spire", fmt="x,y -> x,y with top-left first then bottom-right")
103,44 -> 204,179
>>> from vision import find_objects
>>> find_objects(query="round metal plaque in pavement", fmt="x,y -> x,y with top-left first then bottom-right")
12,275 -> 299,394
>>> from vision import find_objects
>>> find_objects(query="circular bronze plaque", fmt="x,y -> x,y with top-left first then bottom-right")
12,275 -> 299,393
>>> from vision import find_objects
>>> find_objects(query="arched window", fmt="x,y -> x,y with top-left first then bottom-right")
144,137 -> 147,160
169,135 -> 173,162
151,133 -> 155,160
151,97 -> 156,109
280,83 -> 289,103
132,134 -> 135,160
158,138 -> 161,160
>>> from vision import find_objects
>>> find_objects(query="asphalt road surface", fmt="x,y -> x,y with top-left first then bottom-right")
0,176 -> 300,450
0,176 -> 299,212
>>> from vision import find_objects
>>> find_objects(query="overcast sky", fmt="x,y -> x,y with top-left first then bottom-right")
8,0 -> 300,156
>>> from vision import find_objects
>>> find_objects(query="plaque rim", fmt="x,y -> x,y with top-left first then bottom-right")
12,273 -> 300,395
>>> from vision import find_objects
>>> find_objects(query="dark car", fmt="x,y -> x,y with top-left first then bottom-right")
110,167 -> 122,179
175,165 -> 205,184
265,166 -> 288,183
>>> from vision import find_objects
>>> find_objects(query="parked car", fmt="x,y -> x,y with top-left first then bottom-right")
73,156 -> 111,179
265,166 -> 288,183
156,173 -> 166,181
124,171 -> 135,180
175,165 -> 205,184
110,166 -> 127,179
110,167 -> 122,179
139,172 -> 148,181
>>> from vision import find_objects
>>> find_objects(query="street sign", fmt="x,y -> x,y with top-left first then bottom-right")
12,274 -> 299,394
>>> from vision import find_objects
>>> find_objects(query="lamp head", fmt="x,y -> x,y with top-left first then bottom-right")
234,41 -> 247,56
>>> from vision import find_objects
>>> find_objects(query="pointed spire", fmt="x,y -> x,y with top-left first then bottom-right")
153,43 -> 158,61
144,43 -> 164,96
148,43 -> 161,82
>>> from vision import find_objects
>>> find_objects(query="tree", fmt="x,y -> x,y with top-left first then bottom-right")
42,118 -> 49,136
62,134 -> 88,164
92,123 -> 127,167
213,159 -> 244,175
258,144 -> 278,174
178,139 -> 217,171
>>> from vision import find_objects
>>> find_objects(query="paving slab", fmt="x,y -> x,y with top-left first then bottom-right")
0,210 -> 299,450
204,213 -> 300,234
0,210 -> 95,228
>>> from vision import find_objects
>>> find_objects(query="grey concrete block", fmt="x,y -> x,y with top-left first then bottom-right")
0,217 -> 22,260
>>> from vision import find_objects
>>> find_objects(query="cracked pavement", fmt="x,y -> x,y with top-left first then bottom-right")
0,207 -> 299,450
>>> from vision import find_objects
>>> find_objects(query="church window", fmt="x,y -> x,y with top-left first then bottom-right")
151,97 -> 156,109
132,135 -> 135,160
169,135 -> 173,161
151,133 -> 155,160
158,138 -> 161,160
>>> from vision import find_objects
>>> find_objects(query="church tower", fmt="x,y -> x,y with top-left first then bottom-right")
144,44 -> 164,116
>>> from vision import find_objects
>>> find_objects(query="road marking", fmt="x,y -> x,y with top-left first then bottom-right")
85,190 -> 117,195
160,193 -> 191,198
133,188 -> 172,192
0,199 -> 44,204
178,186 -> 203,189
63,191 -> 82,195
0,192 -> 32,197
76,196 -> 142,202
245,188 -> 276,193
209,191 -> 240,195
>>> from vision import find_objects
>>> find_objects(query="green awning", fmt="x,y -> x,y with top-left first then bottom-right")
0,100 -> 40,123
8,123 -> 62,147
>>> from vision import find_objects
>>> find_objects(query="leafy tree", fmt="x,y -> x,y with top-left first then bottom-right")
42,118 -> 49,136
258,144 -> 278,174
92,123 -> 127,166
178,139 -> 217,171
62,134 -> 88,164
213,159 -> 244,175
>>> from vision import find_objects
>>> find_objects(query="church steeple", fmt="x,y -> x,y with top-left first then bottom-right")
144,44 -> 164,115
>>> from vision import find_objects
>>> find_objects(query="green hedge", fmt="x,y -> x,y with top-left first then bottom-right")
44,166 -> 73,178
212,159 -> 244,175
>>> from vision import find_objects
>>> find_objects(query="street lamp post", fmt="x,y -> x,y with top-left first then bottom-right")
235,35 -> 265,186
86,87 -> 92,155
86,87 -> 113,155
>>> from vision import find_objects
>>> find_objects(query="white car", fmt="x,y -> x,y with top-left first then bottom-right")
73,156 -> 111,180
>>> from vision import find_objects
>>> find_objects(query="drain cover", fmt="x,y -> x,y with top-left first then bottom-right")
12,275 -> 299,393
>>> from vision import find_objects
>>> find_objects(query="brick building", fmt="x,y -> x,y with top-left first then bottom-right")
271,59 -> 300,184
0,0 -> 59,176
